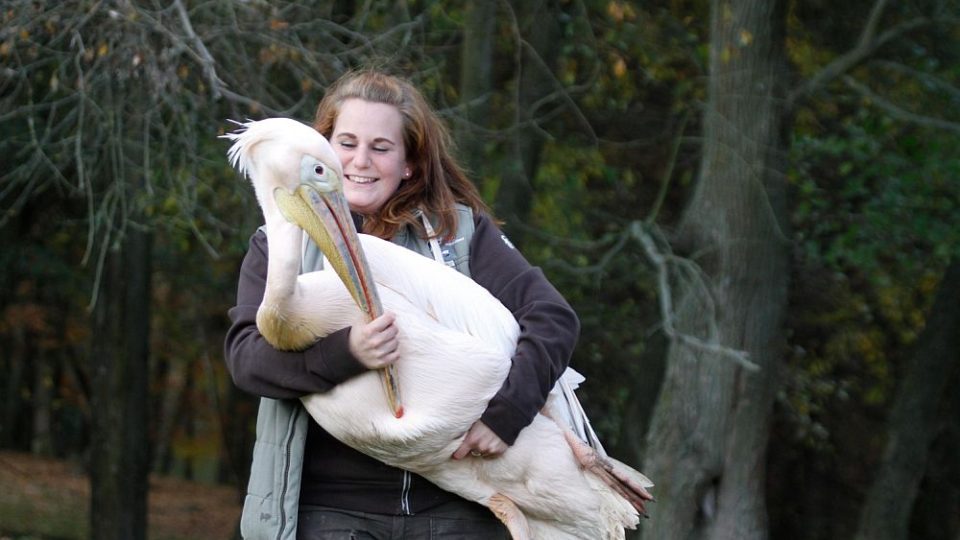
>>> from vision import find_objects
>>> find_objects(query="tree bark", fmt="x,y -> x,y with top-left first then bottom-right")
31,349 -> 53,455
642,1 -> 789,539
89,225 -> 152,540
456,0 -> 496,179
151,358 -> 187,475
854,260 -> 960,540
2,324 -> 28,449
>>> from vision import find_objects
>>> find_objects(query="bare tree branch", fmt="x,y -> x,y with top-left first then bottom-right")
72,30 -> 88,191
786,0 -> 949,109
631,222 -> 758,371
172,0 -> 223,99
843,75 -> 960,135
542,218 -> 757,370
859,0 -> 891,51
871,59 -> 960,103
646,111 -> 691,226
545,229 -> 631,276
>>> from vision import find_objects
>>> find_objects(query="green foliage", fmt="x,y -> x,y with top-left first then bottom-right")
792,119 -> 960,277
785,103 -> 960,449
780,0 -> 960,456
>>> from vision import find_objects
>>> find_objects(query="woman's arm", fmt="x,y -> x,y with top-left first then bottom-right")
467,213 -> 581,445
223,230 -> 368,399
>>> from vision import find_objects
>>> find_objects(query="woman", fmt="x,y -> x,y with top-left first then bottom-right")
224,69 -> 580,539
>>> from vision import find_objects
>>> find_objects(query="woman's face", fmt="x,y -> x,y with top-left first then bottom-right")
331,98 -> 411,215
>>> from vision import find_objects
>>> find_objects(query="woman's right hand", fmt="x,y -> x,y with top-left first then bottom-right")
348,312 -> 400,370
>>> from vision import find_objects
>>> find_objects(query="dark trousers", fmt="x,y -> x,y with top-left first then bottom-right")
296,501 -> 511,540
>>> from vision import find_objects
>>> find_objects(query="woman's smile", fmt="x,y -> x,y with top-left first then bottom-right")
347,174 -> 379,185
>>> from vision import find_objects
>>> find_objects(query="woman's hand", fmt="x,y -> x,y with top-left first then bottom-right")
452,420 -> 508,460
348,312 -> 400,370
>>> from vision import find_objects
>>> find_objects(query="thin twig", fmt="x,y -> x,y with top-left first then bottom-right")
72,30 -> 87,191
844,76 -> 960,135
870,60 -> 960,103
630,221 -> 758,371
172,0 -> 223,99
646,111 -> 690,226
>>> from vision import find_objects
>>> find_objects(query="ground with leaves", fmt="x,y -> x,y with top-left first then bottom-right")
0,451 -> 241,540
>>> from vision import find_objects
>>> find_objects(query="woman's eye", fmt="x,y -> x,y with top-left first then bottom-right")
314,164 -> 324,175
373,146 -> 388,153
339,141 -> 356,149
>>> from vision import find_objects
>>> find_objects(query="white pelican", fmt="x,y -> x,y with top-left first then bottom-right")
223,118 -> 653,539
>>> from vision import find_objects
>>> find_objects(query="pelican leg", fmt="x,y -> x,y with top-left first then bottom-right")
488,493 -> 531,540
561,429 -> 655,517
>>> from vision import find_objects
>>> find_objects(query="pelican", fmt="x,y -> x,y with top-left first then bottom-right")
224,118 -> 653,539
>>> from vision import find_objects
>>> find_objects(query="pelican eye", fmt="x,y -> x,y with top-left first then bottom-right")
314,164 -> 325,176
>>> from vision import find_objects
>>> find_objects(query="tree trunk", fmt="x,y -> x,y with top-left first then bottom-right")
89,225 -> 152,540
854,260 -> 960,540
642,1 -> 789,539
2,325 -> 27,449
456,0 -> 496,179
31,349 -> 53,455
495,0 -> 562,244
151,358 -> 187,475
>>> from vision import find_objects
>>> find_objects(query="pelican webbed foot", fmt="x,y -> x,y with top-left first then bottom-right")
561,429 -> 655,517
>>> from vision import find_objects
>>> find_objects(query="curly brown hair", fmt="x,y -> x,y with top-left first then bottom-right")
313,69 -> 492,241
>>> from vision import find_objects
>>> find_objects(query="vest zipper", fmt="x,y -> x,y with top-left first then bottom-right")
401,470 -> 412,515
276,404 -> 301,540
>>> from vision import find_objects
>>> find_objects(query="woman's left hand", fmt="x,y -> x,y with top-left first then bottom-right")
451,420 -> 507,460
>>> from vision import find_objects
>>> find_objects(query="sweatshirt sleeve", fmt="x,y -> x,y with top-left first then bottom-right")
468,214 -> 580,444
223,229 -> 368,399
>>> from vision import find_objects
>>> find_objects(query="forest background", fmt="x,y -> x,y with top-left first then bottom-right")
1,1 -> 958,539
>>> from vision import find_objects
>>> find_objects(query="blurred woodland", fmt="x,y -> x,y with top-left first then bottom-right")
1,0 -> 959,539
